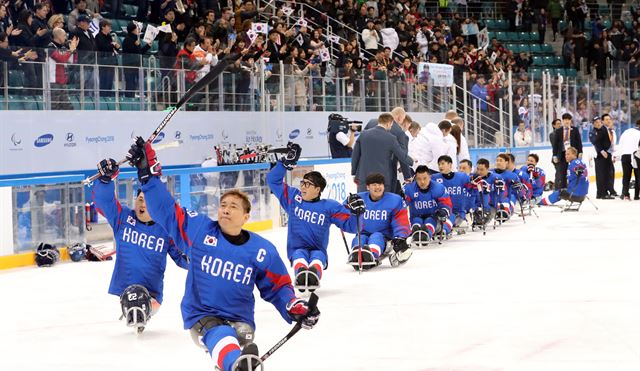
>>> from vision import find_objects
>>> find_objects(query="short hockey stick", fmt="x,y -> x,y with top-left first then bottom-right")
82,53 -> 241,185
260,293 -> 319,363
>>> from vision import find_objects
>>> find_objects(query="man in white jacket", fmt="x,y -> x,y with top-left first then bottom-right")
439,120 -> 459,170
414,122 -> 448,171
514,121 -> 533,147
616,119 -> 640,200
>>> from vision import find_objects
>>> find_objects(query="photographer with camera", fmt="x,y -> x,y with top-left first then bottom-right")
327,113 -> 362,158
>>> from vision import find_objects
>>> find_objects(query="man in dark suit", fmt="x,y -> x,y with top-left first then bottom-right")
364,107 -> 413,194
73,15 -> 96,94
602,113 -> 618,197
589,115 -> 613,199
551,112 -> 583,189
352,113 -> 414,193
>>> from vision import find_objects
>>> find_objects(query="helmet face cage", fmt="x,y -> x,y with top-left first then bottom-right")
68,243 -> 87,262
120,285 -> 152,328
35,247 -> 60,267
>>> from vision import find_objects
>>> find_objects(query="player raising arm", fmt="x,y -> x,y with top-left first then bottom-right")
126,138 -> 320,371
267,142 -> 364,291
92,158 -> 189,333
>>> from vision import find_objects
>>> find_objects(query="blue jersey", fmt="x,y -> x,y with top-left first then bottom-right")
567,158 -> 589,196
92,181 -> 188,304
141,177 -> 296,330
267,162 -> 359,262
432,172 -> 471,214
353,191 -> 411,239
493,169 -> 520,203
404,180 -> 453,218
469,172 -> 499,209
517,166 -> 546,197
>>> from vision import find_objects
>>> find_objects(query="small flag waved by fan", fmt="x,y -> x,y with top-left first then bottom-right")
327,34 -> 340,44
252,22 -> 268,34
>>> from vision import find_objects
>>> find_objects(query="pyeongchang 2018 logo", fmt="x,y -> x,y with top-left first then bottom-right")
34,134 -> 54,148
10,133 -> 23,151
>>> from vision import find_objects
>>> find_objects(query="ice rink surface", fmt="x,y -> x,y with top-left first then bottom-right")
2,182 -> 640,371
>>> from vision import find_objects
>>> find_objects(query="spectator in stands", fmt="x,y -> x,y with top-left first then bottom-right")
547,0 -> 563,41
122,22 -> 151,97
537,8 -> 547,44
234,0 -> 260,33
174,37 -> 199,88
47,14 -> 64,31
68,0 -> 95,33
72,14 -> 96,80
361,18 -> 379,56
470,75 -> 488,111
197,0 -> 220,18
48,28 -> 78,110
0,31 -> 36,88
514,121 -> 533,147
95,19 -> 120,96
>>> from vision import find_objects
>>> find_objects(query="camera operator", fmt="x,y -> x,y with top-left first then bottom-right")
328,114 -> 362,158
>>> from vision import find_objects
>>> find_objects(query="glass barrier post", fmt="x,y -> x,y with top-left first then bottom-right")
384,79 -> 390,112
3,61 -> 8,110
473,99 -> 479,148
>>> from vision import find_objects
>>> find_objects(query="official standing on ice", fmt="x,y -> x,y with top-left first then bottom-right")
589,115 -> 612,199
126,138 -> 320,371
551,113 -> 583,189
616,119 -> 640,200
352,113 -> 414,193
364,107 -> 413,193
93,158 -> 189,333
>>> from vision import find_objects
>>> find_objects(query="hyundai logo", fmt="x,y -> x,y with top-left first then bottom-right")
34,134 -> 54,148
66,133 -> 74,142
175,131 -> 181,140
152,132 -> 165,144
289,129 -> 300,139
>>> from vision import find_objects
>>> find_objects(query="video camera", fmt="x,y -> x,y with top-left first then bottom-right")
327,113 -> 363,134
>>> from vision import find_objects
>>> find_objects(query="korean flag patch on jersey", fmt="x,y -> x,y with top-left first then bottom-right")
204,235 -> 218,246
126,215 -> 137,226
414,192 -> 419,198
188,210 -> 198,218
295,194 -> 302,203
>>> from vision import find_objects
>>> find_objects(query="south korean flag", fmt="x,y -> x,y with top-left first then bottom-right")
252,22 -> 268,35
247,29 -> 258,45
295,33 -> 305,46
327,34 -> 340,44
319,47 -> 331,62
203,235 -> 218,247
295,18 -> 308,27
282,6 -> 294,16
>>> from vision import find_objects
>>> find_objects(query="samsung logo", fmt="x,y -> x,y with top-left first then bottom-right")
289,129 -> 300,139
152,132 -> 165,144
34,134 -> 54,147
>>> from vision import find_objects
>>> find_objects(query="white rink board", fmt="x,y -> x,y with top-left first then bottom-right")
0,111 -> 444,176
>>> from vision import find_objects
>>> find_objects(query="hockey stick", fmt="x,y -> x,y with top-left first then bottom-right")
339,230 -> 350,255
260,293 -> 319,363
476,182 -> 487,236
356,210 -> 363,275
82,53 -> 241,185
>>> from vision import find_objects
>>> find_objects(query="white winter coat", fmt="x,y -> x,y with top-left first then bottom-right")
458,135 -> 470,163
443,134 -> 459,170
410,122 -> 448,170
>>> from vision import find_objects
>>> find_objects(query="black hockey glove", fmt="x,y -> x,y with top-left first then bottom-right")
97,158 -> 120,183
346,193 -> 366,215
281,142 -> 301,170
286,298 -> 320,330
435,208 -> 450,222
391,237 -> 409,253
494,178 -> 505,191
126,137 -> 162,184
575,165 -> 585,177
